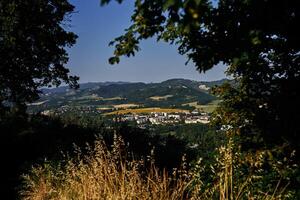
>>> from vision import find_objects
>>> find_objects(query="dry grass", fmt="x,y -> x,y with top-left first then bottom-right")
20,135 -> 191,200
20,136 -> 294,200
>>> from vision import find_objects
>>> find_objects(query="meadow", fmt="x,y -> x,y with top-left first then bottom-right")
182,100 -> 220,113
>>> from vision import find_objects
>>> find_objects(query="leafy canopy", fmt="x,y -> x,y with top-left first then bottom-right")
101,0 -> 300,150
0,0 -> 78,113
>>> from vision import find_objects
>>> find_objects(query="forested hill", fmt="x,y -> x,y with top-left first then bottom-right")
33,79 -> 229,110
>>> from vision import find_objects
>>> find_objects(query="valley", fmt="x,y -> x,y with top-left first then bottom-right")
29,78 -> 228,117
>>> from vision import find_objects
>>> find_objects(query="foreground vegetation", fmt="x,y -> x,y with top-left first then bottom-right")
1,111 -> 298,199
20,135 -> 297,200
1,0 -> 299,199
20,135 -> 188,200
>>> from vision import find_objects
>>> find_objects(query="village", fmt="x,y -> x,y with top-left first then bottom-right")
114,110 -> 210,125
41,105 -> 211,126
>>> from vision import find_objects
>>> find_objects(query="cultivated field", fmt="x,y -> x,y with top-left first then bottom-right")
183,100 -> 220,113
102,97 -> 125,101
105,107 -> 189,115
149,95 -> 173,101
77,95 -> 125,101
113,104 -> 140,109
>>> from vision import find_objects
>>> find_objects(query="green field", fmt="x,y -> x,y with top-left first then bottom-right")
183,100 -> 220,113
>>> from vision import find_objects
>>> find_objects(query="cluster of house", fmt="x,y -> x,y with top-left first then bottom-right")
115,110 -> 210,125
41,105 -> 210,125
41,105 -> 102,116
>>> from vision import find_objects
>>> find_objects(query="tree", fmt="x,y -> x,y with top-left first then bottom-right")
0,0 -> 78,115
101,0 -> 300,152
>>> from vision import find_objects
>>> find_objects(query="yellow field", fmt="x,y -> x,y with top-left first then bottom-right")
27,100 -> 49,106
113,104 -> 140,109
102,97 -> 125,101
105,107 -> 189,115
183,100 -> 220,113
96,107 -> 113,111
149,95 -> 173,101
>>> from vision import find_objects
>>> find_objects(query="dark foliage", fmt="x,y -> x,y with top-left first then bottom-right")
0,114 -> 97,198
0,0 -> 79,114
101,0 -> 300,155
0,114 -> 202,198
101,1 -> 300,194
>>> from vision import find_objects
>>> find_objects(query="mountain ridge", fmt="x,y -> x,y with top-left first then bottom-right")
30,78 -> 230,112
42,78 -> 230,95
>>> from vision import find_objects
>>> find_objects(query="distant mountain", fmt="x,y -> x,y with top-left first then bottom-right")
41,81 -> 130,95
33,79 -> 230,111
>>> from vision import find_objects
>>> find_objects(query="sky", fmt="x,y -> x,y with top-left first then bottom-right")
67,0 -> 227,83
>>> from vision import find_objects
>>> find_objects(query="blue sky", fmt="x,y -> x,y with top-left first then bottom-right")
67,0 -> 227,83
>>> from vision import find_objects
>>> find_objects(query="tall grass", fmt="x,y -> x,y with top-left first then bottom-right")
20,135 -> 190,200
19,136 -> 296,200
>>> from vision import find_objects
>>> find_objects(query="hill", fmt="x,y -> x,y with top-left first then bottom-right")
30,79 -> 230,112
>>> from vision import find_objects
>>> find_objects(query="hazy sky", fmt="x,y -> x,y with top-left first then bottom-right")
67,0 -> 227,83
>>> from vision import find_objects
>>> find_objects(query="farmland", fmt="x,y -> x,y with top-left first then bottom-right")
182,100 -> 220,113
105,107 -> 189,115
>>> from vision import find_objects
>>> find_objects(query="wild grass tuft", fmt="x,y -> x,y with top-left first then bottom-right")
19,135 -> 296,200
20,134 -> 190,200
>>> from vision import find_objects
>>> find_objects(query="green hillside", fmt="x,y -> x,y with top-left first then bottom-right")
29,79 -> 229,112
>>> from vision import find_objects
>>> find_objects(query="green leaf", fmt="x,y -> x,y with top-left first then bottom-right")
163,0 -> 176,11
